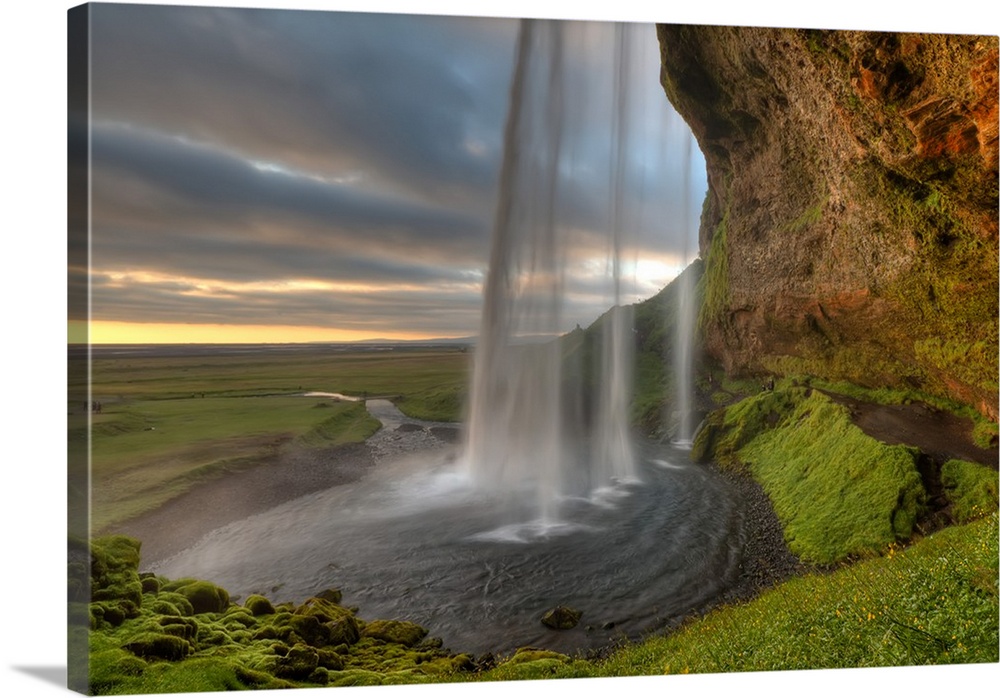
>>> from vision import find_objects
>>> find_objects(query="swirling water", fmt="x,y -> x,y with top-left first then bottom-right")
151,436 -> 744,657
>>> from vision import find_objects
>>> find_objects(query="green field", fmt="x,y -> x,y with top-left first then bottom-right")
75,347 -> 470,531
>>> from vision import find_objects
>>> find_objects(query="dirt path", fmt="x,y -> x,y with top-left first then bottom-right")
826,393 -> 998,469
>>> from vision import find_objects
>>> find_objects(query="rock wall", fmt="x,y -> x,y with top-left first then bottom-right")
656,25 -> 998,419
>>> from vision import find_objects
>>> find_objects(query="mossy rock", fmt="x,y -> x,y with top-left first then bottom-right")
314,588 -> 343,604
285,613 -> 330,647
244,594 -> 275,616
148,594 -> 191,616
90,602 -> 129,630
221,609 -> 257,629
361,619 -> 429,647
307,666 -> 330,685
88,648 -> 147,693
157,615 -> 198,641
294,597 -> 360,646
274,643 -> 319,680
123,632 -> 191,661
317,647 -> 345,671
171,580 -> 230,614
140,576 -> 161,594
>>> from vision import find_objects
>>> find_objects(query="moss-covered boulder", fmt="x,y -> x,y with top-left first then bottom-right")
314,588 -> 343,604
148,591 -> 194,617
164,580 -> 230,614
156,615 -> 199,642
361,619 -> 429,647
293,597 -> 360,646
274,643 -> 319,680
245,594 -> 276,616
123,632 -> 191,661
89,536 -> 144,619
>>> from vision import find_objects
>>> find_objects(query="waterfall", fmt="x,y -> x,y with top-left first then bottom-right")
672,131 -> 697,447
463,19 -> 568,522
463,18 -> 699,521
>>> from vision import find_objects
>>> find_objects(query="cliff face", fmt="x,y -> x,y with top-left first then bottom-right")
656,26 -> 998,419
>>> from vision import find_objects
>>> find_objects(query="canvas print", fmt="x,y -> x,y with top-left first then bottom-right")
67,1 -> 999,695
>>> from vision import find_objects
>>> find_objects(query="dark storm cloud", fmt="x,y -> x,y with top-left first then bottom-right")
85,3 -> 705,336
90,121 -> 485,252
90,4 -> 516,210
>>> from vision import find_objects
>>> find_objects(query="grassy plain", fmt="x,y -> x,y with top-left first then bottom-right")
76,346 -> 470,531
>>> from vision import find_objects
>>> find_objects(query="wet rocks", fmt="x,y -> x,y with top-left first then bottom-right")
540,605 -> 582,630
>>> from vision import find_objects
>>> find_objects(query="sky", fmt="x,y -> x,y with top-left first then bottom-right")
74,2 -> 708,344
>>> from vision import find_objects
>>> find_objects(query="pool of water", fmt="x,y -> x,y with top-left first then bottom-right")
150,440 -> 745,657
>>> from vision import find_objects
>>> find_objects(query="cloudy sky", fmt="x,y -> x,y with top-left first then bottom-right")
72,1 -> 706,343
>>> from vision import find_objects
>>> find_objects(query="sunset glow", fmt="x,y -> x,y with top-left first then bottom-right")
82,320 -> 441,345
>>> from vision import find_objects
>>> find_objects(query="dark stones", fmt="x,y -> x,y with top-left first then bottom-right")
314,588 -> 343,605
540,605 -> 582,630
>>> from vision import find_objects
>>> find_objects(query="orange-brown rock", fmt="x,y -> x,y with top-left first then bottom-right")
657,26 -> 998,419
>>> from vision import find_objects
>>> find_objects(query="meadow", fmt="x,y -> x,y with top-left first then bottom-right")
75,346 -> 470,532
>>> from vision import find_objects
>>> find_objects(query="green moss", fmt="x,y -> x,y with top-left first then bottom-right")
693,388 -> 927,563
274,643 -> 319,680
326,669 -> 386,687
695,386 -> 806,466
123,632 -> 192,661
90,536 -> 144,615
244,594 -> 276,616
168,580 -> 230,614
698,210 -> 730,332
849,159 -> 998,403
739,391 -> 925,562
397,385 -> 464,422
781,193 -> 828,233
151,591 -> 194,617
941,459 -> 1000,524
361,619 -> 429,647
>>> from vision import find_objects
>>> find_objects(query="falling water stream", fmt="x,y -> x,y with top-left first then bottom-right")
150,20 -> 741,658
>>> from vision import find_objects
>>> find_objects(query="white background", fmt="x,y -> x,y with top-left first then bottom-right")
1,1 -> 997,697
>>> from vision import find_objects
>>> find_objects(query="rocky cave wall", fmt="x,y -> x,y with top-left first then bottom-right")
656,25 -> 999,419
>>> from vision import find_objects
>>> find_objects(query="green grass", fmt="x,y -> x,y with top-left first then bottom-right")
85,348 -> 470,409
693,386 -> 927,563
82,348 -> 469,531
941,459 -> 1000,524
597,512 -> 999,675
739,391 -> 925,563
